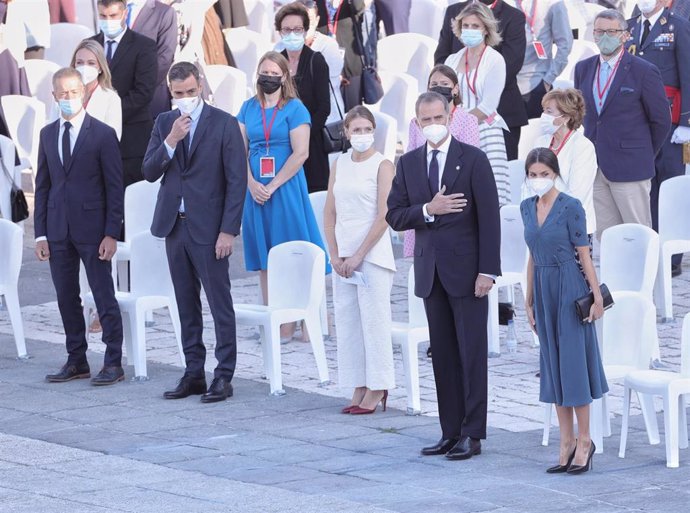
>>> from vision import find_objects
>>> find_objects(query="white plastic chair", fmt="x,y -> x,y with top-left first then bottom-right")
507,159 -> 525,206
203,64 -> 248,117
654,176 -> 690,322
372,111 -> 398,164
556,40 -> 598,83
23,59 -> 61,121
0,219 -> 27,358
234,241 -> 330,395
74,0 -> 98,32
224,27 -> 273,87
0,95 -> 44,183
244,0 -> 275,41
371,71 -> 417,150
391,264 -> 429,415
517,118 -> 542,161
83,232 -> 184,379
408,0 -> 446,39
619,312 -> 690,468
308,190 -> 330,337
581,3 -> 607,42
45,23 -> 94,67
377,33 -> 437,94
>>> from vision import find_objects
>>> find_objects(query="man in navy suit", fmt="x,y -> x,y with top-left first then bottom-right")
143,62 -> 247,403
574,9 -> 671,240
35,68 -> 125,386
374,0 -> 410,35
387,92 -> 501,460
626,0 -> 690,276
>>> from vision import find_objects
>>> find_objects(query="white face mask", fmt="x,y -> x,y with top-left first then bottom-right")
638,0 -> 658,14
350,133 -> 375,153
76,65 -> 99,85
539,113 -> 563,136
528,177 -> 555,197
172,96 -> 200,115
422,124 -> 449,145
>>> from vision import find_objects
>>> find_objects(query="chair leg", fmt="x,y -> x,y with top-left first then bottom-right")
131,305 -> 148,379
265,320 -> 284,395
663,392 -> 680,468
167,301 -> 185,368
602,391 -> 612,437
638,392 -> 661,445
487,286 -> 500,356
319,290 -> 329,336
82,304 -> 92,342
591,396 -> 604,453
542,403 -> 551,447
661,246 -> 674,322
304,312 -> 329,384
679,394 -> 689,450
3,291 -> 27,358
619,386 -> 632,458
121,312 -> 135,372
400,339 -> 421,415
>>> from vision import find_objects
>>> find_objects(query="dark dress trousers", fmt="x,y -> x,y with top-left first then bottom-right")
91,29 -> 158,187
281,46 -> 331,192
374,0 -> 410,35
34,114 -> 124,367
386,137 -> 501,440
142,102 -> 247,380
434,0 -> 528,160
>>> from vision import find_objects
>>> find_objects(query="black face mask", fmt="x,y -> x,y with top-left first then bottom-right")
257,74 -> 282,94
478,0 -> 496,5
429,86 -> 455,103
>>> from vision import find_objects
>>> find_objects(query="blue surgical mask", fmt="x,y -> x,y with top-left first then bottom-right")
460,29 -> 484,48
58,97 -> 83,117
282,32 -> 305,52
99,18 -> 125,38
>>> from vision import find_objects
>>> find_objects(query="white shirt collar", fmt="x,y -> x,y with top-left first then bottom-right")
106,26 -> 128,44
60,106 -> 87,131
427,131 -> 453,156
642,8 -> 665,29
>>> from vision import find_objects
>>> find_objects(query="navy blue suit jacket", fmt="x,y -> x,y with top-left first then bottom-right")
386,137 -> 501,299
574,50 -> 671,182
142,103 -> 247,245
34,114 -> 124,244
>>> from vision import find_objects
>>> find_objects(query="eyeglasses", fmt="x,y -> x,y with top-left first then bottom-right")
280,27 -> 305,36
592,28 -> 625,37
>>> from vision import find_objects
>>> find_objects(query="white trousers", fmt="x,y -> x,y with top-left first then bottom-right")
333,261 -> 395,391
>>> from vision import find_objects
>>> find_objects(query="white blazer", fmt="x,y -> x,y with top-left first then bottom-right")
49,85 -> 122,140
0,135 -> 22,222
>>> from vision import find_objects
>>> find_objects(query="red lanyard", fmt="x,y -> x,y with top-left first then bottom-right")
516,0 -> 538,38
261,104 -> 280,156
595,51 -> 624,107
550,129 -> 573,155
489,0 -> 498,8
327,0 -> 345,37
464,45 -> 487,98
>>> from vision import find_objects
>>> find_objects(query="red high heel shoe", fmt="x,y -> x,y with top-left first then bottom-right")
349,391 -> 388,415
341,404 -> 358,414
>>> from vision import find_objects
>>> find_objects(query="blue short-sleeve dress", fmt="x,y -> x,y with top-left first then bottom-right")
238,97 -> 328,271
521,192 -> 609,407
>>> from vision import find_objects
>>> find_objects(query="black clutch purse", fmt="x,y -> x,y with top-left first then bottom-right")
2,158 -> 29,222
574,284 -> 614,323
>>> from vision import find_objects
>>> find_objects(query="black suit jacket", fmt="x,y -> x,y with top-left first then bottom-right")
386,137 -> 501,298
91,29 -> 158,158
142,103 -> 247,245
434,0 -> 528,129
34,114 -> 124,244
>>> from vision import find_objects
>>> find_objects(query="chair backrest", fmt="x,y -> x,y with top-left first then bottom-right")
556,40 -> 598,82
602,291 -> 657,370
124,180 -> 161,242
408,0 -> 446,40
245,0 -> 274,38
224,27 -> 273,86
600,223 -> 659,298
507,159 -> 526,205
0,95 -> 44,171
308,191 -> 328,259
658,175 -> 690,242
0,219 -> 23,289
74,0 -> 98,31
45,23 -> 95,67
267,241 -> 325,311
372,111 -> 398,163
500,205 -> 528,275
376,71 -> 418,147
406,264 -> 428,328
517,117 -> 542,161
682,312 -> 690,378
128,231 -> 175,298
377,33 -> 437,94
23,59 -> 62,121
203,64 -> 248,116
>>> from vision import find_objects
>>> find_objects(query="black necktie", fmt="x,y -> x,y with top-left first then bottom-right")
182,133 -> 190,168
106,40 -> 115,64
641,19 -> 651,46
62,121 -> 72,169
428,149 -> 440,195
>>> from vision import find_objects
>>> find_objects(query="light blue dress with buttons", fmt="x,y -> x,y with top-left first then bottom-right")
521,193 -> 608,407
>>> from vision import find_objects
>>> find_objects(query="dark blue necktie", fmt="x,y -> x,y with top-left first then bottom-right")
62,121 -> 72,169
106,40 -> 115,64
428,149 -> 440,195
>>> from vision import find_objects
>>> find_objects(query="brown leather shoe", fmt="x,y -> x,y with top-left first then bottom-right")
46,363 -> 91,382
90,366 -> 125,386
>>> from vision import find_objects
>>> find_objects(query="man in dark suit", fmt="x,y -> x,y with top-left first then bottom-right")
92,0 -> 158,188
142,61 -> 247,403
434,0 -> 527,160
387,92 -> 501,460
574,8 -> 671,241
374,0 -> 410,35
35,67 -> 125,386
626,0 -> 690,276
127,0 -> 178,119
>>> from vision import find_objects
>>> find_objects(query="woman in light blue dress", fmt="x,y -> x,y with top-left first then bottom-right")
521,148 -> 608,475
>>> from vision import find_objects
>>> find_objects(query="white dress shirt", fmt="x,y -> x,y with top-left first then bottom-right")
422,133 -> 452,222
640,8 -> 664,45
105,26 -> 128,60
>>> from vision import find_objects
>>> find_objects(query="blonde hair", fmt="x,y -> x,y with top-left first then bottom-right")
541,88 -> 586,131
70,39 -> 114,91
451,2 -> 502,48
256,51 -> 299,107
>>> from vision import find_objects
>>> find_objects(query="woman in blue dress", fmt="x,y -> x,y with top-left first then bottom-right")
238,51 -> 327,340
521,148 -> 608,475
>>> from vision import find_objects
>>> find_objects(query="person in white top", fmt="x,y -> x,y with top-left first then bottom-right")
526,88 -> 597,237
324,105 -> 396,415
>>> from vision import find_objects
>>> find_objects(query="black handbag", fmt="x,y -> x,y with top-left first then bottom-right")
323,80 -> 351,153
354,11 -> 384,105
574,283 -> 614,323
1,157 -> 29,223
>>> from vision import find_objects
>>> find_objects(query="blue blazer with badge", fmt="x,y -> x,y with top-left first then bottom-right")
626,9 -> 690,128
142,102 -> 247,245
34,114 -> 124,244
574,50 -> 671,183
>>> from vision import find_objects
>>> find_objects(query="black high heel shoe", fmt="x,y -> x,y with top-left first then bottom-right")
546,444 -> 577,473
567,441 -> 595,474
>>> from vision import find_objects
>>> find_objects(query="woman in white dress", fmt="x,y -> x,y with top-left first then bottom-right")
324,105 -> 396,415
444,2 -> 510,205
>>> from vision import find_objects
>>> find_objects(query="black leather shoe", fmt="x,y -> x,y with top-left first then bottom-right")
200,377 -> 233,403
163,375 -> 207,399
46,363 -> 91,382
445,436 -> 482,460
421,437 -> 460,456
90,366 -> 125,386
672,264 -> 682,277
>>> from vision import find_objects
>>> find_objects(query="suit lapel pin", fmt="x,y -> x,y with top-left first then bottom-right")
670,24 -> 674,31
456,165 -> 460,170
660,16 -> 667,25
628,44 -> 636,55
